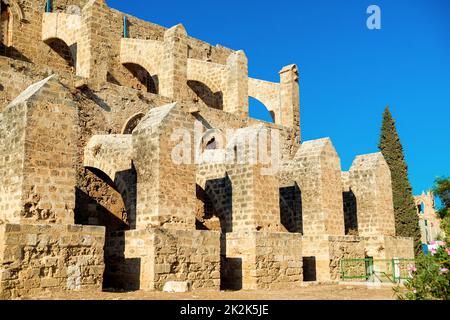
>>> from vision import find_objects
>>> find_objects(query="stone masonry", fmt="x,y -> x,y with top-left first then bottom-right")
0,0 -> 413,298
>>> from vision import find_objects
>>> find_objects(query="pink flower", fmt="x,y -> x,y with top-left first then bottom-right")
430,248 -> 437,255
440,268 -> 449,274
407,265 -> 417,272
447,248 -> 450,256
413,288 -> 417,294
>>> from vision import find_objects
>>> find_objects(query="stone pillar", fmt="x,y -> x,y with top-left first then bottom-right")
225,50 -> 248,116
77,0 -> 109,88
279,64 -> 300,140
282,138 -> 345,236
160,24 -> 188,100
348,153 -> 396,237
132,103 -> 196,230
0,75 -> 78,225
227,164 -> 281,232
223,126 -> 281,232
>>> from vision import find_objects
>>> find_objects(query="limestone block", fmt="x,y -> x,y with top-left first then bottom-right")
163,281 -> 192,293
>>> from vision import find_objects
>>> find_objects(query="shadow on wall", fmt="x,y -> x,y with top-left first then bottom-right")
44,38 -> 77,70
220,255 -> 243,291
343,190 -> 358,235
303,256 -> 317,282
103,231 -> 141,292
75,167 -> 139,292
188,80 -> 223,110
123,63 -> 159,94
204,175 -> 233,233
75,187 -> 129,232
115,166 -> 138,229
0,43 -> 31,62
80,87 -> 112,111
197,175 -> 244,291
280,183 -> 303,233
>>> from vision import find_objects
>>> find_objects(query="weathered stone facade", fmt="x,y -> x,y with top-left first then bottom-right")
0,0 -> 414,298
414,192 -> 443,244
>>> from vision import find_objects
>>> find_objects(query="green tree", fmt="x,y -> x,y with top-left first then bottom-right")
378,106 -> 421,252
433,177 -> 450,242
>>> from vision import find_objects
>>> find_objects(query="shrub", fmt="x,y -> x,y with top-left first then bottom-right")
395,245 -> 450,300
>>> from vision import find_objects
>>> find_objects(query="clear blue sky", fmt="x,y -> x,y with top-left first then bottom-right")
106,0 -> 450,195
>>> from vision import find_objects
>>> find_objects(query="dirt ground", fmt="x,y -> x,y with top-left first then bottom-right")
23,283 -> 401,300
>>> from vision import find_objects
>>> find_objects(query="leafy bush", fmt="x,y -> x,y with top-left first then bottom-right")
395,245 -> 450,300
441,216 -> 450,243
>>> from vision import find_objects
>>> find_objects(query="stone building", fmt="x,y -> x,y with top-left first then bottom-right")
0,0 -> 414,299
414,192 -> 442,244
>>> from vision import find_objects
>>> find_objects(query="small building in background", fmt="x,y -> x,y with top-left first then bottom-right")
415,191 -> 443,246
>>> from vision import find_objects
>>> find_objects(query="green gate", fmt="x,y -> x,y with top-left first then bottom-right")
340,258 -> 416,283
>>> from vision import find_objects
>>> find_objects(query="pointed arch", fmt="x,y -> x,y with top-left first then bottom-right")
249,96 -> 275,123
1,0 -> 24,21
122,113 -> 145,134
187,79 -> 224,110
44,37 -> 77,69
122,63 -> 159,93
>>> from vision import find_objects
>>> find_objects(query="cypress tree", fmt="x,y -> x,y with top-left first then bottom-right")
378,106 -> 421,253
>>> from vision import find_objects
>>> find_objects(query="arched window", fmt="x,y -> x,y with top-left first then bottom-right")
417,202 -> 425,214
205,137 -> 217,150
249,97 -> 274,123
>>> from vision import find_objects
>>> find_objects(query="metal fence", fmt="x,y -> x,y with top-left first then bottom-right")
340,258 -> 416,283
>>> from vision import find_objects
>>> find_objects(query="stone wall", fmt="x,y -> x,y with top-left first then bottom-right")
302,235 -> 366,282
0,223 -> 105,299
346,153 -> 396,237
280,138 -> 345,236
104,228 -> 220,291
132,103 -> 196,230
365,236 -> 414,260
0,0 -> 413,296
415,192 -> 442,244
328,236 -> 366,281
222,231 -> 302,290
4,0 -> 233,86
0,75 -> 78,225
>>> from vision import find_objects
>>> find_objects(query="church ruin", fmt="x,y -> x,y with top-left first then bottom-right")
0,0 -> 414,299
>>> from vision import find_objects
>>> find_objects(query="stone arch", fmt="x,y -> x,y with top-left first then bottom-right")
195,183 -> 221,231
120,51 -> 160,93
196,172 -> 233,233
187,78 -> 224,110
41,11 -> 81,73
187,59 -> 225,94
249,96 -> 275,123
1,0 -> 24,21
82,162 -> 137,231
197,128 -> 226,153
122,113 -> 145,134
76,166 -> 130,232
195,128 -> 227,165
43,37 -> 76,69
123,63 -> 159,93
